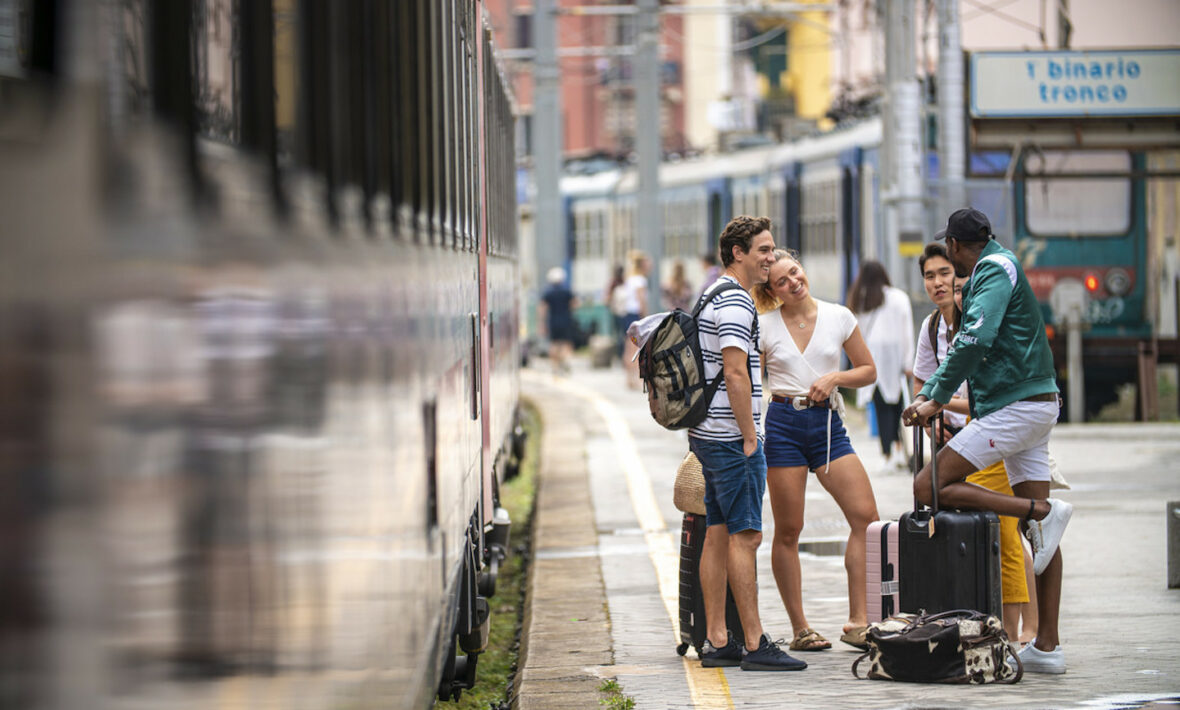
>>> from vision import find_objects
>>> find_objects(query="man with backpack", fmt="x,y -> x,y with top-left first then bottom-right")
903,208 -> 1073,674
690,216 -> 806,671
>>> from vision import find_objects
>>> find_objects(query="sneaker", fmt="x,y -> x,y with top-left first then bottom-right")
1026,498 -> 1073,575
1017,640 -> 1066,674
699,633 -> 742,667
740,634 -> 807,671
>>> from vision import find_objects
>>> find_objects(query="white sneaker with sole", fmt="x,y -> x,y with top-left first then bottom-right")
1017,640 -> 1066,674
1028,498 -> 1073,575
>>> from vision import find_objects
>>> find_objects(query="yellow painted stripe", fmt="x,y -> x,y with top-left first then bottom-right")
898,241 -> 926,257
538,372 -> 734,710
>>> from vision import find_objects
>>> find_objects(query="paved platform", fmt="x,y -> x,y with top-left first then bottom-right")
514,355 -> 1180,710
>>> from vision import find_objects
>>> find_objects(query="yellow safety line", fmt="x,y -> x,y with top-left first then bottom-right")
536,372 -> 734,710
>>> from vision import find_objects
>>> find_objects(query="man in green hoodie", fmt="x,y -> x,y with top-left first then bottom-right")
903,208 -> 1072,674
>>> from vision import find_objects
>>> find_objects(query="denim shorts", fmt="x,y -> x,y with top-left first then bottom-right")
763,400 -> 856,472
688,437 -> 766,534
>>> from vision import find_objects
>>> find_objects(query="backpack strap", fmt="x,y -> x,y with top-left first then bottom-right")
692,280 -> 755,398
927,308 -> 941,366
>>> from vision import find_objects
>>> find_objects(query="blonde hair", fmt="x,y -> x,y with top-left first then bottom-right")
627,249 -> 649,276
752,248 -> 802,314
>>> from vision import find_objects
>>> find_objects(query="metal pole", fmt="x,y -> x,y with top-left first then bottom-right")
636,0 -> 662,311
937,0 -> 966,219
1066,310 -> 1085,423
533,0 -> 564,290
884,0 -> 923,291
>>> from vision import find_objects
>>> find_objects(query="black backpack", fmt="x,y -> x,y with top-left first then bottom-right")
637,281 -> 747,430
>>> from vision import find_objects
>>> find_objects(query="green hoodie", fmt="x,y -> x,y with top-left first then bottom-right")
920,239 -> 1058,419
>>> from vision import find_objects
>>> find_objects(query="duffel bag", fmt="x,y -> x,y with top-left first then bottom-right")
852,609 -> 1022,684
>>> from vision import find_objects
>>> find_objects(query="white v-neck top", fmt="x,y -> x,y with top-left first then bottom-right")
759,299 -> 858,396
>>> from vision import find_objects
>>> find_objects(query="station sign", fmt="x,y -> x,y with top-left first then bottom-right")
970,49 -> 1180,118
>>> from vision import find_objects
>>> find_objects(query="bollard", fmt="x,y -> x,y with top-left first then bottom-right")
1170,502 -> 1180,589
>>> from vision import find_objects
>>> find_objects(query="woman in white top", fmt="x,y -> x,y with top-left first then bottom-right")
620,250 -> 651,390
753,249 -> 880,652
848,261 -> 915,470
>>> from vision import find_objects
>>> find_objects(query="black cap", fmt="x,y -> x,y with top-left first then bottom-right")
945,208 -> 992,242
933,228 -> 946,241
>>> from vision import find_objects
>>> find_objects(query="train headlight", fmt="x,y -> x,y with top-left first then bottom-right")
1104,268 -> 1131,297
1083,273 -> 1100,293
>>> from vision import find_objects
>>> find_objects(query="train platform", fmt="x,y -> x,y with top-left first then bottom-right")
515,354 -> 1180,710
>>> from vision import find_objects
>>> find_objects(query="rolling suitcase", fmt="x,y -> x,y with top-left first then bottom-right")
864,519 -> 900,623
675,512 -> 746,656
898,423 -> 1003,618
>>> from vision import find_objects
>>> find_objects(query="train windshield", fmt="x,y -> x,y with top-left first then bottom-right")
1025,151 -> 1132,237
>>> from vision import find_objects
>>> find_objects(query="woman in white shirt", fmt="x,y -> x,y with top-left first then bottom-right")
753,249 -> 880,652
849,261 -> 915,470
620,250 -> 651,390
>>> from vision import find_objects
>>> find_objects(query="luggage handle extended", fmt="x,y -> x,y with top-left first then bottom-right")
908,416 -> 944,534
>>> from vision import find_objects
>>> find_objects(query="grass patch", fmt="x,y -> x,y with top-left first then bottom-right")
598,679 -> 635,710
435,403 -> 540,710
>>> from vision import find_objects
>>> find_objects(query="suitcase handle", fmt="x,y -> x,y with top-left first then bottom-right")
911,416 -> 944,514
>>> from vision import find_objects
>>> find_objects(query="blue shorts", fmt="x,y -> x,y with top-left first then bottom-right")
688,437 -> 766,534
763,400 -> 856,471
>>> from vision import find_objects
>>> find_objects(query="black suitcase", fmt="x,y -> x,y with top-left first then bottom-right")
898,423 -> 1002,618
675,512 -> 746,656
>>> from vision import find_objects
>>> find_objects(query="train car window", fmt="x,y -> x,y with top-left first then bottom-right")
1026,151 -> 1131,237
441,0 -> 456,249
416,0 -> 434,244
274,0 -> 298,169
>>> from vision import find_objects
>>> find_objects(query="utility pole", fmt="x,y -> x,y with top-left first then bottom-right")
937,0 -> 965,222
636,0 -> 662,311
533,0 -> 564,292
882,0 -> 923,293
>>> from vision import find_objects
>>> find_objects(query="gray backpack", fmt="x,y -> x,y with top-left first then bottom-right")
637,281 -> 746,430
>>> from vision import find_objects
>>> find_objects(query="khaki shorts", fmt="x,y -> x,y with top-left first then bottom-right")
946,400 -> 1058,486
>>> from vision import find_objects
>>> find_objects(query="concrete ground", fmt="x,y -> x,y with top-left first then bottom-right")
513,355 -> 1180,710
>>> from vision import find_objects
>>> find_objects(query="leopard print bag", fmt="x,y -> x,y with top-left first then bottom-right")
852,610 -> 1023,684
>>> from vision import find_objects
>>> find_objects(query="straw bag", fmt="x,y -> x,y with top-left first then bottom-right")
673,451 -> 706,515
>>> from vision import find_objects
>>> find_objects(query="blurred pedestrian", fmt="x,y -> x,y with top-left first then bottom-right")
539,267 -> 577,374
698,252 -> 721,298
662,260 -> 695,312
606,264 -> 627,359
903,208 -> 1072,674
752,248 -> 879,653
620,251 -> 651,390
848,260 -> 914,471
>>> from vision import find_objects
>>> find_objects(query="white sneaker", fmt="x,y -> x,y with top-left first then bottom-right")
1017,640 -> 1066,674
1027,498 -> 1073,575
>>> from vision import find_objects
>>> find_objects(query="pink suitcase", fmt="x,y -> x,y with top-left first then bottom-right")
865,520 -> 900,623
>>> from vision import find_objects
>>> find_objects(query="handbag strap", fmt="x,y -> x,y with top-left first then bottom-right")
851,651 -> 871,679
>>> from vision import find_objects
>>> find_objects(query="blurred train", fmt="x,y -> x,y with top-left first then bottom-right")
560,117 -> 1168,417
1,2 -> 521,708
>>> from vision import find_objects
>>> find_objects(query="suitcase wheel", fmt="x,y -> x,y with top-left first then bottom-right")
676,642 -> 689,656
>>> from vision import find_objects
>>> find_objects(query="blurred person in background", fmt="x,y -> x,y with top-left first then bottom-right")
606,264 -> 627,357
620,251 -> 651,389
540,267 -> 577,374
662,260 -> 695,312
848,260 -> 914,471
698,252 -> 722,298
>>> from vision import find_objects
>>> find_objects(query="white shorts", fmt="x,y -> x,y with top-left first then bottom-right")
946,400 -> 1059,486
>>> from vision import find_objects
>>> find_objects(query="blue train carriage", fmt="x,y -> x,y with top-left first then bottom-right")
771,118 -> 883,304
1012,149 -> 1150,417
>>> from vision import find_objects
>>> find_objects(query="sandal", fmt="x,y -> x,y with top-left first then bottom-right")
789,627 -> 831,652
839,625 -> 869,651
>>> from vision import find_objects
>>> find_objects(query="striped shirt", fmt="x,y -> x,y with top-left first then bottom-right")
689,276 -> 762,442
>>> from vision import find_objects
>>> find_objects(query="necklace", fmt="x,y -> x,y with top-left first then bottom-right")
798,322 -> 807,329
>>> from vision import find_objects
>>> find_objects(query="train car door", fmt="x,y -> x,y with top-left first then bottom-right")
705,177 -> 732,254
840,147 -> 862,296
